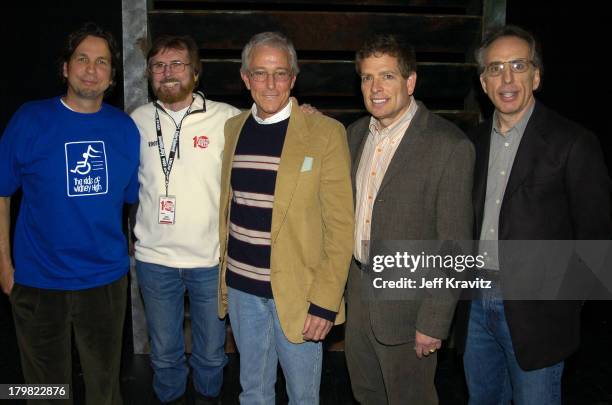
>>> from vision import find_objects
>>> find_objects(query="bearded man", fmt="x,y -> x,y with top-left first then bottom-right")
130,35 -> 240,405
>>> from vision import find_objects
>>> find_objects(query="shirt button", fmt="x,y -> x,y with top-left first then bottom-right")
371,171 -> 376,176
377,148 -> 382,153
368,195 -> 373,200
490,228 -> 495,233
504,142 -> 510,147
496,199 -> 500,204
366,219 -> 370,224
500,170 -> 506,176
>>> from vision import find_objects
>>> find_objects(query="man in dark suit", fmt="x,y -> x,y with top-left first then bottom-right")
344,34 -> 474,404
461,25 -> 611,404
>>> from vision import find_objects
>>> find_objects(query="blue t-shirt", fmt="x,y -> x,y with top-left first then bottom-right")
0,97 -> 140,290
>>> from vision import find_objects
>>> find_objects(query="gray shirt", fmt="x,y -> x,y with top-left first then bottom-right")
478,102 -> 535,270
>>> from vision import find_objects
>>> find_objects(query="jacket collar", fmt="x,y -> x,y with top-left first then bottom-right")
352,100 -> 431,195
225,98 -> 308,243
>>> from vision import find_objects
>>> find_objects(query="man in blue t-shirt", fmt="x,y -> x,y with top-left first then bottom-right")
0,23 -> 139,405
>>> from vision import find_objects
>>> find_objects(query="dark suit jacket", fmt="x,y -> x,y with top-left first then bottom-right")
346,101 -> 475,345
457,101 -> 612,370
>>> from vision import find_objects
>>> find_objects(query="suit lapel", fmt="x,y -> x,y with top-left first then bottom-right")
220,111 -> 250,252
225,113 -> 249,158
270,101 -> 307,243
222,111 -> 250,200
350,118 -> 371,203
377,103 -> 428,195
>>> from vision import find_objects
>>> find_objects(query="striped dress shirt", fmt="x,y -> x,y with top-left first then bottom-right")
354,97 -> 418,262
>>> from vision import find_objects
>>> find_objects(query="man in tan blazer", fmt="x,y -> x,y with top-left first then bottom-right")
217,32 -> 353,404
345,34 -> 474,404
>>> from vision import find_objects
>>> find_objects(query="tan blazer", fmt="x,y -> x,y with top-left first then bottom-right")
218,100 -> 354,343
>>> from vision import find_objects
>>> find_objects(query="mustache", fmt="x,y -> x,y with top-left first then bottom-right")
160,78 -> 181,85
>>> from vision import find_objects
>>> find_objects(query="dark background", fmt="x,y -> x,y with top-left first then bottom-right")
1,1 -> 611,402
0,1 -> 124,129
1,1 -> 609,165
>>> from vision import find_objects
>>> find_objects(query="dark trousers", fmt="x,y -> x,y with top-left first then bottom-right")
345,266 -> 438,405
11,275 -> 127,405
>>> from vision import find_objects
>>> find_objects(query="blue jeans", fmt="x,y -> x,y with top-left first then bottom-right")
463,293 -> 563,405
136,261 -> 227,402
228,287 -> 322,405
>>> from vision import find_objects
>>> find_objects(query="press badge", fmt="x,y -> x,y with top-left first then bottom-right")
158,195 -> 176,224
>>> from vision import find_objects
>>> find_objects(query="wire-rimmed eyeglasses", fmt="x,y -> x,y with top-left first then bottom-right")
149,61 -> 191,74
247,70 -> 293,82
484,59 -> 534,76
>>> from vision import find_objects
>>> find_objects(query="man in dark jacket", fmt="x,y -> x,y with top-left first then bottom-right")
460,25 -> 611,404
345,34 -> 474,405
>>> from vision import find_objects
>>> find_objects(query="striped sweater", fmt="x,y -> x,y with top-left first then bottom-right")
226,113 -> 337,322
226,115 -> 288,298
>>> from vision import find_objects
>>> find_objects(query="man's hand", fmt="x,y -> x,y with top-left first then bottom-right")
414,330 -> 441,359
294,97 -> 319,115
302,314 -> 333,341
0,197 -> 14,296
0,265 -> 14,296
298,103 -> 319,115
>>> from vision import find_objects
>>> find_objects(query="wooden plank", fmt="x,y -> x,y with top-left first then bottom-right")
414,63 -> 477,99
199,60 -> 476,100
149,11 -> 481,54
154,0 -> 474,8
320,108 -> 479,130
196,90 -> 478,128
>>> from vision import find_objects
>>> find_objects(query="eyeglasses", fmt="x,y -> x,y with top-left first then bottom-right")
484,59 -> 534,76
248,70 -> 293,82
149,61 -> 191,74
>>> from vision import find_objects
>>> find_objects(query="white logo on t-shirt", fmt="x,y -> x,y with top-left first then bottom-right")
65,141 -> 108,197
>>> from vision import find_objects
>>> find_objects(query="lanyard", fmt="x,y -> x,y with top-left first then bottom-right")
154,106 -> 191,196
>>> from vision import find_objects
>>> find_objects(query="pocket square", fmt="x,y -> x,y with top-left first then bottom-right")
301,156 -> 313,172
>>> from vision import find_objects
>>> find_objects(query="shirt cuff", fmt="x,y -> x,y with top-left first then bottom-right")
308,303 -> 337,322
